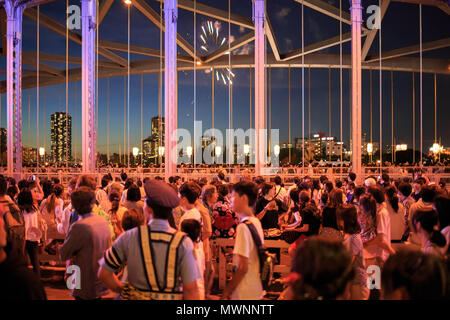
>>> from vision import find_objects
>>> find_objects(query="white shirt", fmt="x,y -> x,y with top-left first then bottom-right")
364,203 -> 391,262
179,207 -> 202,225
23,210 -> 41,242
231,215 -> 264,300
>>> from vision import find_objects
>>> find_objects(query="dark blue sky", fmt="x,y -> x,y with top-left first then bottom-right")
0,0 -> 449,158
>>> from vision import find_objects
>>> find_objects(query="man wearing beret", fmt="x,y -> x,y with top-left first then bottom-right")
98,179 -> 201,300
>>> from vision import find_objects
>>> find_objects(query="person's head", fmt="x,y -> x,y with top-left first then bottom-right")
299,190 -> 310,205
325,181 -> 334,193
321,206 -> 339,230
17,179 -> 29,191
126,184 -> 141,202
109,191 -> 121,209
71,187 -> 96,216
312,179 -> 320,191
381,173 -> 390,185
121,208 -> 145,231
231,181 -> 258,214
385,185 -> 399,212
144,179 -> 180,221
367,185 -> 385,204
290,237 -> 354,300
382,249 -> 447,299
359,194 -> 377,221
261,182 -> 276,199
179,182 -> 201,207
364,177 -> 376,189
421,185 -> 437,203
319,175 -> 328,185
120,171 -> 128,182
347,182 -> 355,192
329,189 -> 344,208
335,180 -> 343,189
181,219 -> 202,243
348,172 -> 356,183
434,195 -> 450,231
412,208 -> 446,248
202,185 -> 218,205
353,186 -> 365,202
124,178 -> 134,190
216,183 -> 229,200
0,175 -> 7,196
338,205 -> 360,235
274,175 -> 282,186
290,188 -> 300,205
101,176 -> 110,189
320,192 -> 329,207
7,186 -> 18,200
398,182 -> 412,200
218,171 -> 225,181
17,188 -> 35,212
76,175 -> 97,192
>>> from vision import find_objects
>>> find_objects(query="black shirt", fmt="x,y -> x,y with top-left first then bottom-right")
255,198 -> 286,230
0,242 -> 47,300
300,209 -> 320,236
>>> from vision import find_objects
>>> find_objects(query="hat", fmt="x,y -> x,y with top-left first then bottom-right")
144,179 -> 180,209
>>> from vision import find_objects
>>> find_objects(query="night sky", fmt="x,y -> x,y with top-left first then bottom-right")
0,0 -> 449,159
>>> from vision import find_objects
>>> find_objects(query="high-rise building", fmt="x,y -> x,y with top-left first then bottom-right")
142,116 -> 165,164
51,112 -> 72,164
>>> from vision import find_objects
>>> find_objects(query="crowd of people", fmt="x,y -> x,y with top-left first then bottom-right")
0,168 -> 449,300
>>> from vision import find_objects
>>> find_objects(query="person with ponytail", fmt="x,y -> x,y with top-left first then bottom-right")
285,237 -> 354,300
40,184 -> 65,255
384,185 -> 406,242
413,207 -> 446,257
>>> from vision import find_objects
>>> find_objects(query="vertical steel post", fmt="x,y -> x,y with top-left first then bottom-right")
350,0 -> 362,184
253,0 -> 265,176
81,0 -> 97,173
5,0 -> 24,177
164,0 -> 178,180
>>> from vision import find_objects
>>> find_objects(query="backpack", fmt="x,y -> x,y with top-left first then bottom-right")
242,220 -> 277,291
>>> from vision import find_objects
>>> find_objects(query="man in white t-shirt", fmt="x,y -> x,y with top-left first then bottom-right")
222,181 -> 264,300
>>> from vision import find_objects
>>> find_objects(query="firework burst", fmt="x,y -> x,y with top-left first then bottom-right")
200,20 -> 235,86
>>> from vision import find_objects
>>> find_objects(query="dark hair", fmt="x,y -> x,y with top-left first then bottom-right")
312,179 -> 320,191
46,184 -> 64,214
299,190 -> 310,204
290,188 -> 300,204
232,181 -> 258,207
291,237 -> 354,300
0,175 -> 7,195
413,208 -> 446,248
181,219 -> 201,243
338,205 -> 361,235
434,195 -> 450,231
325,182 -> 334,193
216,184 -> 229,199
320,192 -> 329,205
421,185 -> 436,203
359,194 -> 377,223
202,185 -> 216,204
18,179 -> 29,191
179,182 -> 201,204
126,184 -> 141,202
109,191 -> 121,202
382,173 -> 390,184
261,182 -> 275,197
329,189 -> 344,208
71,187 -> 96,216
382,249 -> 447,299
385,185 -> 399,213
146,200 -> 173,220
398,182 -> 412,198
254,176 -> 265,185
322,206 -> 339,230
335,180 -> 343,189
121,208 -> 145,231
120,171 -> 128,182
218,172 -> 225,181
7,186 -> 18,200
17,188 -> 36,213
274,175 -> 282,186
77,175 -> 97,191
101,176 -> 110,189
319,175 -> 328,184
368,185 -> 385,204
348,172 -> 356,182
124,178 -> 134,190
353,187 -> 365,202
137,179 -> 143,188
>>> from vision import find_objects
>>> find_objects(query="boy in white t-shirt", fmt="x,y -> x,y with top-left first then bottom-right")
222,181 -> 264,300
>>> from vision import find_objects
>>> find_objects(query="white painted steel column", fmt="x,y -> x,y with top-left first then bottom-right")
350,0 -> 363,184
253,0 -> 265,176
164,0 -> 178,180
4,1 -> 24,176
81,0 -> 97,173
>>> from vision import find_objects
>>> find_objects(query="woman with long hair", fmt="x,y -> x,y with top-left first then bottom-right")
40,184 -> 65,255
384,185 -> 406,242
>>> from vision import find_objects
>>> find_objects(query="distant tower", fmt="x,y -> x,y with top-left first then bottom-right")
51,112 -> 72,164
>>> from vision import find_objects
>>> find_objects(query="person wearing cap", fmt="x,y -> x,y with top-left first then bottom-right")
98,179 -> 201,300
